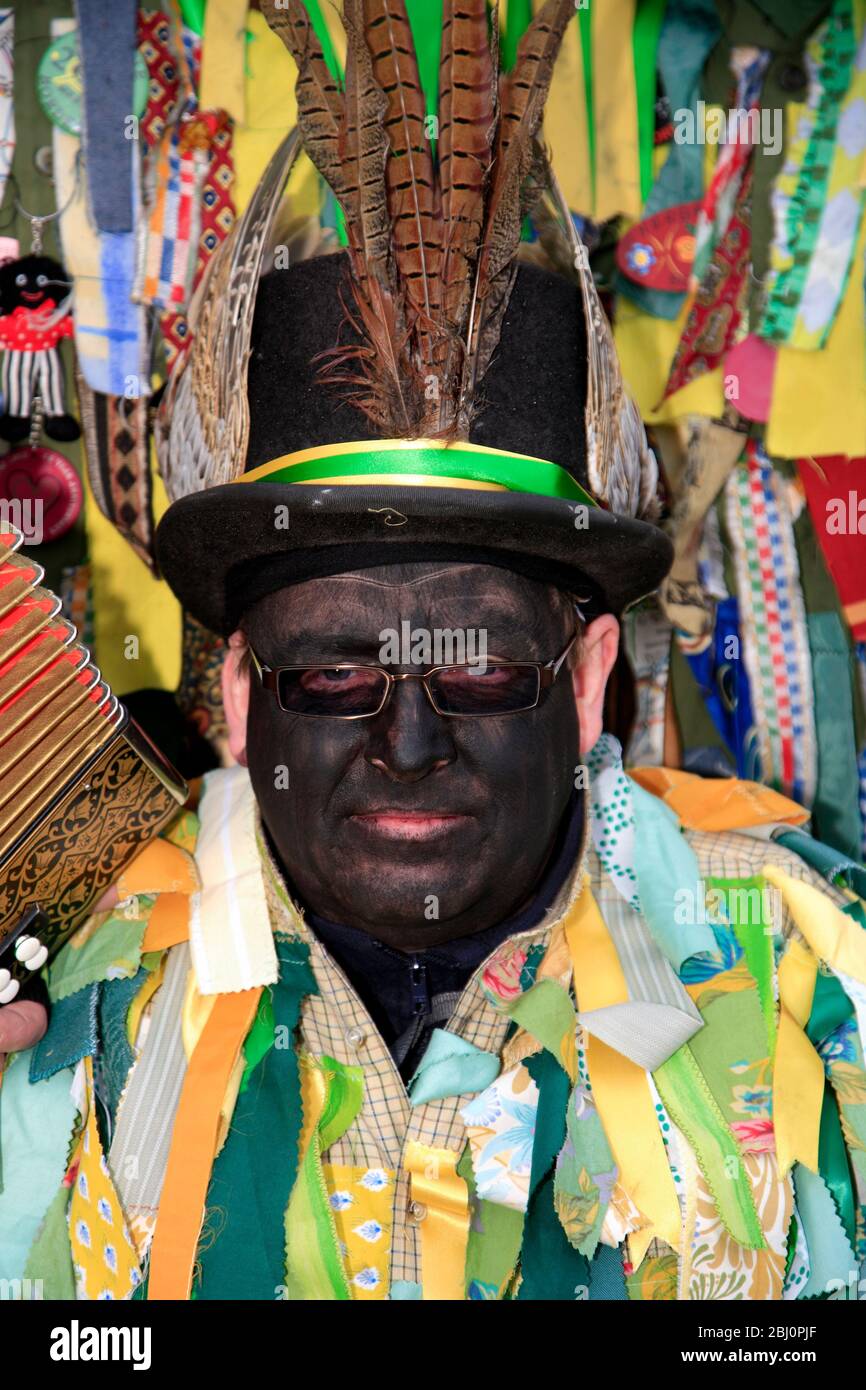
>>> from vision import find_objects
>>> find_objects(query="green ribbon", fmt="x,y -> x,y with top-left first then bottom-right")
504,977 -> 578,1070
577,2 -> 594,209
405,0 -> 443,130
501,0 -> 533,70
633,0 -> 667,205
254,443 -> 597,503
708,875 -> 776,1054
283,1053 -> 365,1300
654,1045 -> 766,1250
460,1146 -> 525,1299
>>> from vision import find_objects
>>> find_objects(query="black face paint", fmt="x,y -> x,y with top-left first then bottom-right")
243,562 -> 580,949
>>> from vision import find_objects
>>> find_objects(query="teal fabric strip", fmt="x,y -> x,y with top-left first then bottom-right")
98,967 -> 149,1122
775,828 -> 866,901
807,612 -> 863,861
515,1050 -> 590,1299
30,984 -> 98,1083
617,0 -> 722,318
631,779 -> 718,972
588,1241 -> 628,1299
0,1054 -> 78,1280
792,1162 -> 856,1299
408,1028 -> 500,1105
195,940 -> 318,1299
817,1086 -> 857,1250
390,1280 -> 423,1299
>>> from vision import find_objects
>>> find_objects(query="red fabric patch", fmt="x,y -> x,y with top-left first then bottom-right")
660,164 -> 753,404
797,455 -> 866,641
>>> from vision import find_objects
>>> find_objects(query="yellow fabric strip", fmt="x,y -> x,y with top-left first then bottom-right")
767,134 -> 866,458
323,1162 -> 394,1300
69,1056 -> 142,1298
199,0 -> 248,124
540,7 -> 592,214
404,1140 -> 471,1301
763,864 -> 866,986
774,938 -> 823,1177
232,9 -> 320,216
565,879 -> 681,1266
292,473 -> 507,491
591,0 -> 642,220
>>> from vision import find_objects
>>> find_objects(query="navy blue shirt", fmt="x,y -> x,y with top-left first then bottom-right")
304,795 -> 584,1082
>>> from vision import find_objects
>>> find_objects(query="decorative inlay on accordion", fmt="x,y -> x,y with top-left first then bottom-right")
0,527 -> 188,986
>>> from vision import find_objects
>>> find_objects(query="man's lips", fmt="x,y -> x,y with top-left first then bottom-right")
347,811 -> 472,842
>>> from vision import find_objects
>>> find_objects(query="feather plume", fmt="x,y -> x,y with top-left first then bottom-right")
438,0 -> 496,331
458,0 -> 574,427
363,0 -> 442,330
262,0 -> 575,442
261,0 -> 345,197
539,158 -> 661,522
322,0 -> 425,434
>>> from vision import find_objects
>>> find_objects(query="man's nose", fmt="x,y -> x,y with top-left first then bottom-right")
364,677 -> 456,783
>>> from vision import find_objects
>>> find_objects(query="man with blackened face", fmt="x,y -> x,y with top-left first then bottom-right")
221,561 -> 618,1076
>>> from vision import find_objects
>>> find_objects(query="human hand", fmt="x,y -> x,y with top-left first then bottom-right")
0,935 -> 51,1062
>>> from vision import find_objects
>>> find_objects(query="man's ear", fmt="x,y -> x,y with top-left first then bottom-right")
222,631 -> 251,767
571,614 -> 620,757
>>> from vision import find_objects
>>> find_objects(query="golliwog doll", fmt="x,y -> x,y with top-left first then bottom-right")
0,252 -> 81,442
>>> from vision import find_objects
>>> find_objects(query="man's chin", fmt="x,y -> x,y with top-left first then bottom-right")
326,856 -> 484,931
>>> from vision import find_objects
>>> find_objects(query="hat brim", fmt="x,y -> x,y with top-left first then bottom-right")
155,483 -> 673,635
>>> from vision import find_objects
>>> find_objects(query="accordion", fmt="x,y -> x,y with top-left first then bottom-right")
0,527 -> 187,988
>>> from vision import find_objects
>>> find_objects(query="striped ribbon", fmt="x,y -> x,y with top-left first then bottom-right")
724,442 -> 817,808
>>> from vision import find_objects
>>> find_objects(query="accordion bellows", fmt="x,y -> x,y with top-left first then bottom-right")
0,528 -> 187,985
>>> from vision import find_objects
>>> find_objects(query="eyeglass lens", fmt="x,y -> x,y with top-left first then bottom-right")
275,664 -> 543,717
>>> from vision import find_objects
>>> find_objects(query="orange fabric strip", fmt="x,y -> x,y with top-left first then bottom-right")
147,986 -> 263,1300
117,839 -> 199,898
141,892 -> 192,952
629,766 -> 810,831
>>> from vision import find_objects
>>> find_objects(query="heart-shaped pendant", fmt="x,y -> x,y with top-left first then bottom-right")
0,444 -> 83,543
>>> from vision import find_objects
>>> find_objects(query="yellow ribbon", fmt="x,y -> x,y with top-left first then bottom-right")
763,863 -> 866,1178
403,1141 -> 470,1301
199,0 -> 249,123
565,879 -> 681,1267
763,864 -> 866,986
774,938 -> 822,1177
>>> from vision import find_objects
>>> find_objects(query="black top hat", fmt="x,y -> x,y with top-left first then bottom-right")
156,250 -> 673,635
